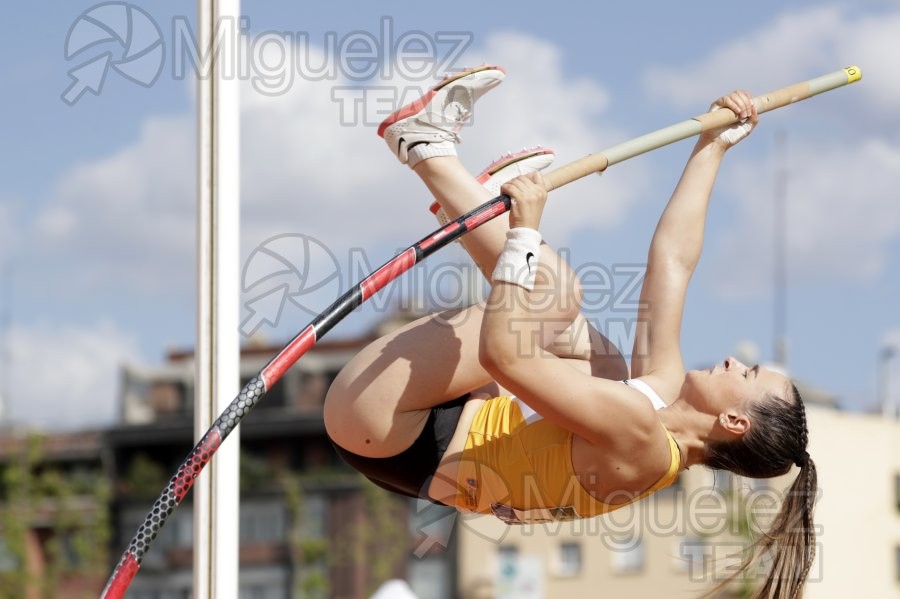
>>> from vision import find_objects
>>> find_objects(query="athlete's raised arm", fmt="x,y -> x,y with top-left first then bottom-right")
631,91 -> 758,394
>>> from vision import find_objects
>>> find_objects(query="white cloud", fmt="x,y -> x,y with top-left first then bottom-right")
884,330 -> 900,348
5,321 -> 141,430
642,5 -> 900,121
643,7 -> 845,108
0,198 -> 22,259
843,10 -> 900,115
708,136 -> 900,297
237,43 -> 418,249
38,114 -> 196,296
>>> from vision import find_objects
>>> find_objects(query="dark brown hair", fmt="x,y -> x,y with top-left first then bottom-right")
703,385 -> 817,598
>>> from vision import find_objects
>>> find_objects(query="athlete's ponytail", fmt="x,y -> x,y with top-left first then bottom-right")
704,385 -> 817,598
754,454 -> 817,598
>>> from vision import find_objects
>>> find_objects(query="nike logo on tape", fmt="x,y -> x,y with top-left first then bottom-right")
525,252 -> 535,273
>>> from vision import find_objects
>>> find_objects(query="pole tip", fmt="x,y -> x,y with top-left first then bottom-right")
844,65 -> 862,83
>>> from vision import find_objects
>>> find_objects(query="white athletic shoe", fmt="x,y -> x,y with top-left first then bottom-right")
429,146 -> 556,226
378,65 -> 506,165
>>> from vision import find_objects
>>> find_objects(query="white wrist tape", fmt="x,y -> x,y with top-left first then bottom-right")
718,120 -> 754,145
492,227 -> 542,291
708,103 -> 755,145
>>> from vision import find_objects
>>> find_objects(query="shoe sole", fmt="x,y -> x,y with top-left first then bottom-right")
377,65 -> 507,138
429,147 -> 555,215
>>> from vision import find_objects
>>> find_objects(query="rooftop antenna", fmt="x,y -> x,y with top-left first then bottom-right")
773,130 -> 789,368
0,262 -> 11,426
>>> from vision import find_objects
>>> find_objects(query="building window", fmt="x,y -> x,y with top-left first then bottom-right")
675,537 -> 708,574
121,507 -> 192,569
497,545 -> 519,580
610,538 -> 644,574
58,533 -> 82,568
896,545 -> 900,583
173,509 -> 194,548
496,546 -> 546,598
498,545 -> 518,558
239,586 -> 284,599
894,474 -> 900,513
131,591 -> 190,599
300,493 -> 328,539
147,381 -> 186,416
408,555 -> 452,599
554,542 -> 582,577
241,501 -> 287,543
713,469 -> 735,494
293,371 -> 329,412
408,499 -> 455,555
0,537 -> 18,572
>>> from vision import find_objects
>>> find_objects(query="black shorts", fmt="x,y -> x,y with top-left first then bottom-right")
330,395 -> 469,502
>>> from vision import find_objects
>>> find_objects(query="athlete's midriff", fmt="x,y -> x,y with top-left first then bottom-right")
450,396 -> 680,520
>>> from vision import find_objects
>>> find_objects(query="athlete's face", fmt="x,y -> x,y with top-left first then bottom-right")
683,357 -> 793,422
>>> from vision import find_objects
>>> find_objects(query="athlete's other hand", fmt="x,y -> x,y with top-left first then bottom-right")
698,89 -> 758,151
504,172 -> 548,231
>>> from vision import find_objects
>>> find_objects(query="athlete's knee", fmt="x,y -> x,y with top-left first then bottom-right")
566,271 -> 584,312
322,385 -> 341,438
323,367 -> 354,437
535,251 -> 583,318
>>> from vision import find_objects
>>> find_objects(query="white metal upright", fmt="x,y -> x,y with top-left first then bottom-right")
195,1 -> 241,598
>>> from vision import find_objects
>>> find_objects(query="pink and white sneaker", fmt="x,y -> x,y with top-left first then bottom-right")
429,147 -> 556,226
378,65 -> 506,165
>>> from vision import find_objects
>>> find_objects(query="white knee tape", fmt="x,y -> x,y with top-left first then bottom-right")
491,227 -> 542,291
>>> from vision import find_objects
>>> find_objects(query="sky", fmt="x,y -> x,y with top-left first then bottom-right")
1,0 -> 899,430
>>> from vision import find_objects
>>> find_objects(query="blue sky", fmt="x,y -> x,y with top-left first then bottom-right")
1,0 -> 899,429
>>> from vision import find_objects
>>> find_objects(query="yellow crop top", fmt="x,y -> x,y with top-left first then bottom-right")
455,387 -> 681,524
